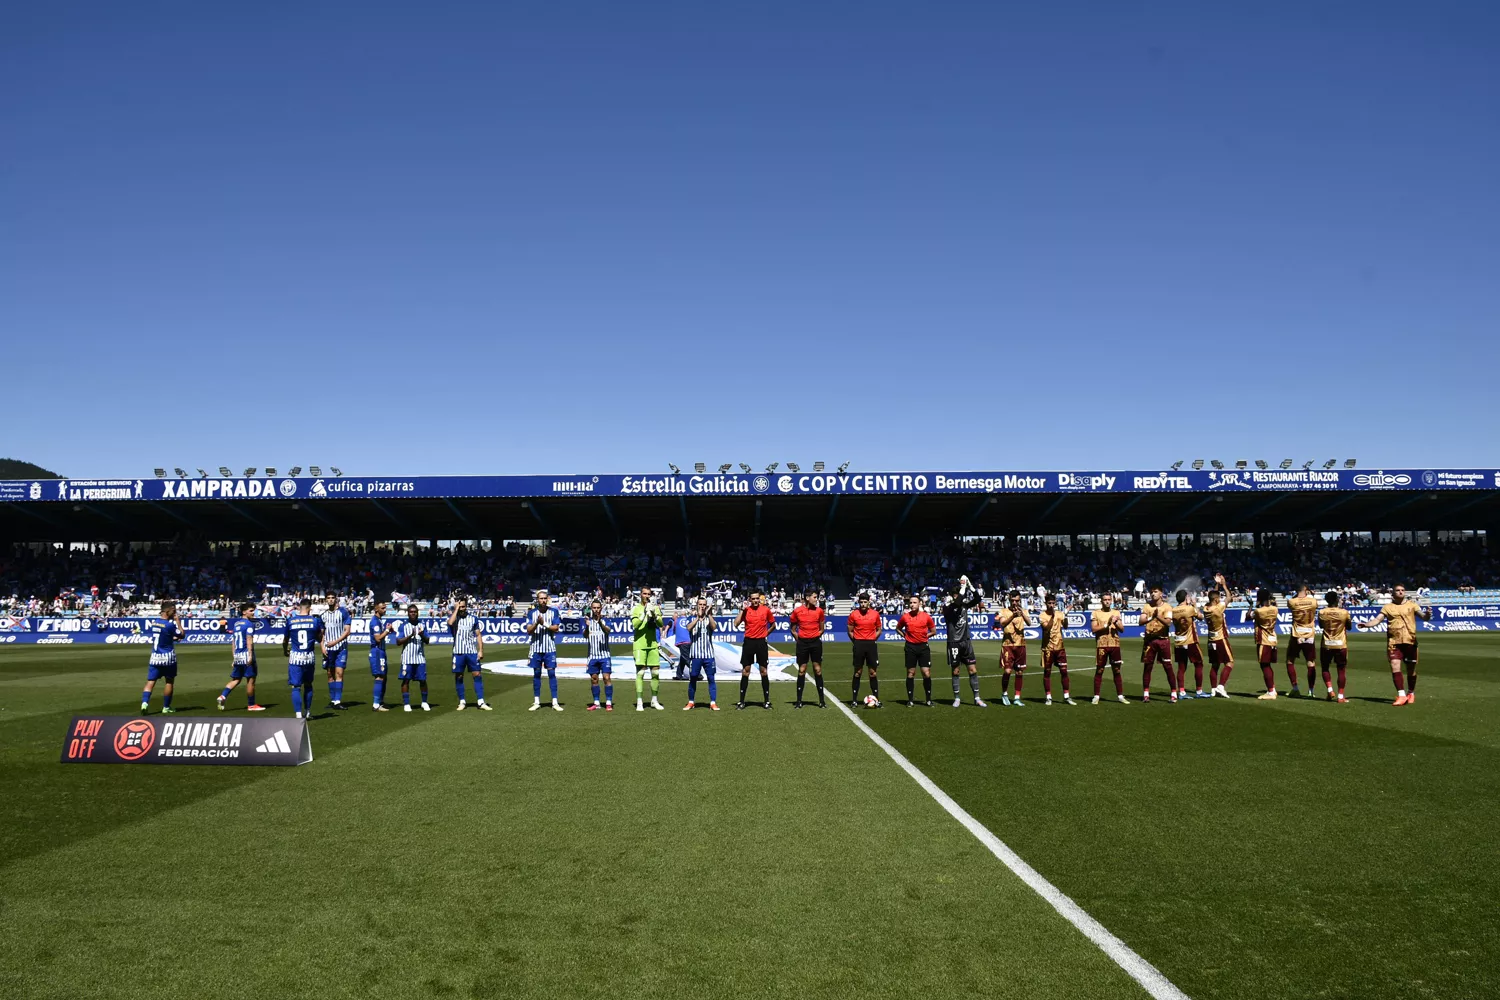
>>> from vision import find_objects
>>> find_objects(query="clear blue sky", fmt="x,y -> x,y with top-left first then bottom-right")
3,1 -> 1496,478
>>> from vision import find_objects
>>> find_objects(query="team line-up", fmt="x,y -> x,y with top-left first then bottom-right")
135,575 -> 1433,717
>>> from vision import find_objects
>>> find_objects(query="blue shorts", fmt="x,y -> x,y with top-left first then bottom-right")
587,656 -> 612,675
400,660 -> 428,682
230,661 -> 258,680
452,652 -> 479,674
288,661 -> 316,687
369,649 -> 388,676
146,661 -> 178,682
529,651 -> 557,672
323,647 -> 348,670
690,657 -> 716,677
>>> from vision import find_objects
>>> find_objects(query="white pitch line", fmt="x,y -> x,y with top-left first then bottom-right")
830,698 -> 1190,1000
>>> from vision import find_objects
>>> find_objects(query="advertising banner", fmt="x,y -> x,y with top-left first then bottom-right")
59,715 -> 313,765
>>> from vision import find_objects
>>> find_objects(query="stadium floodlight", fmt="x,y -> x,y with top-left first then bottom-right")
330,468 -> 342,477
1170,461 -> 1183,471
765,463 -> 778,473
668,463 -> 680,474
1210,460 -> 1223,470
813,461 -> 825,472
289,467 -> 302,477
786,462 -> 800,473
309,466 -> 321,477
265,468 -> 277,476
694,462 -> 706,473
837,462 -> 850,473
173,468 -> 186,478
243,468 -> 256,477
153,468 -> 167,478
738,463 -> 751,473
1344,458 -> 1357,468
718,463 -> 732,474
1279,459 -> 1293,469
1302,461 -> 1314,469
218,467 -> 232,477
197,468 -> 208,478
1323,459 -> 1337,469
1254,460 -> 1268,470
1191,459 -> 1204,470
1235,460 -> 1248,470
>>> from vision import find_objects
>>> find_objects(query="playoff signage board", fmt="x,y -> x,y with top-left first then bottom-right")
60,715 -> 312,766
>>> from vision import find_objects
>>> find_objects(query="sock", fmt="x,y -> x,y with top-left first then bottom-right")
1113,669 -> 1124,696
1220,664 -> 1233,688
246,690 -> 256,706
688,677 -> 697,703
869,675 -> 879,698
141,690 -> 150,707
331,680 -> 343,703
1262,664 -> 1277,690
591,682 -> 601,704
534,668 -> 544,699
291,688 -> 304,714
372,677 -> 385,704
1059,667 -> 1070,696
853,674 -> 862,700
1307,665 -> 1317,692
814,672 -> 824,700
760,675 -> 770,702
797,674 -> 806,701
220,686 -> 232,700
1043,671 -> 1053,696
906,676 -> 915,701
649,670 -> 659,699
951,675 -> 961,696
1001,672 -> 1011,695
1391,670 -> 1404,693
163,692 -> 173,708
1336,667 -> 1346,693
922,675 -> 932,700
1209,666 -> 1219,689
456,677 -> 467,702
604,682 -> 613,703
1321,669 -> 1332,691
637,671 -> 646,698
419,685 -> 428,705
969,672 -> 980,697
740,675 -> 750,702
402,688 -> 411,706
1195,663 -> 1204,690
1093,671 -> 1103,697
707,669 -> 717,703
1012,672 -> 1022,696
304,682 -> 314,709
472,676 -> 484,702
1406,668 -> 1417,694
1143,665 -> 1153,691
549,667 -> 559,700
1286,662 -> 1299,689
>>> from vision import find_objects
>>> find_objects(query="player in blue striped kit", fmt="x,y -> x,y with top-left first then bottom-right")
368,600 -> 394,712
584,599 -> 613,712
283,597 -> 323,720
396,603 -> 431,712
321,596 -> 352,710
140,600 -> 184,714
448,596 -> 490,711
217,602 -> 266,711
682,597 -> 720,711
527,590 -> 563,712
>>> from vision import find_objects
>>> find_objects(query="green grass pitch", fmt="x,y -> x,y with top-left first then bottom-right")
2,634 -> 1497,999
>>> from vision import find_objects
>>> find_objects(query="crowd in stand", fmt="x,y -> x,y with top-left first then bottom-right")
2,532 -> 1494,617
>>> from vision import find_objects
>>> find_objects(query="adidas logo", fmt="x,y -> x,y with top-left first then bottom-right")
255,730 -> 293,754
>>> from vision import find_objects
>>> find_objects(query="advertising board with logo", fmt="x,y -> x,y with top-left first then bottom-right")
60,716 -> 312,766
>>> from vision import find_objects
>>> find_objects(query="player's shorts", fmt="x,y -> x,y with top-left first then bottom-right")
323,646 -> 348,670
851,639 -> 879,670
369,649 -> 388,676
904,642 -> 931,670
288,658 -> 316,687
1388,642 -> 1418,664
230,659 -> 258,680
146,652 -> 178,681
586,656 -> 612,675
689,657 -> 716,679
1173,643 -> 1203,668
1003,644 -> 1028,669
795,637 -> 823,665
946,639 -> 976,666
452,652 -> 479,674
1141,637 -> 1171,665
635,645 -> 661,668
1208,639 -> 1233,665
1042,647 -> 1068,669
1095,646 -> 1123,668
1257,644 -> 1278,664
529,651 -> 558,672
399,658 -> 428,682
1320,645 -> 1348,668
1285,638 -> 1316,663
740,637 -> 769,668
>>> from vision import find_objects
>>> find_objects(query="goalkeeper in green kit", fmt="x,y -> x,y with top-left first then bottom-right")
631,586 -> 666,712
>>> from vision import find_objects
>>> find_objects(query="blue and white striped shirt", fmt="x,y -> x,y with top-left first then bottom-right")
584,618 -> 610,661
688,616 -> 716,660
451,614 -> 482,656
529,608 -> 558,655
397,620 -> 426,666
321,606 -> 351,650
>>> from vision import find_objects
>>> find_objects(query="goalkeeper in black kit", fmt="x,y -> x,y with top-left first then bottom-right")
942,576 -> 988,707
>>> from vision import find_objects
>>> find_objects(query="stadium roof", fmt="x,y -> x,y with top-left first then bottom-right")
3,469 -> 1498,543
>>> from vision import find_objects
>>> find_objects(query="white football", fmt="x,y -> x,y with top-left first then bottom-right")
863,694 -> 879,707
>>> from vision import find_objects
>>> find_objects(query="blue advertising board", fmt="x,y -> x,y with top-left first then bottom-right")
0,468 -> 1496,504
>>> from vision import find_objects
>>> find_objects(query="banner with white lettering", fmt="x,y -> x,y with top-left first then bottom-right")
60,715 -> 312,766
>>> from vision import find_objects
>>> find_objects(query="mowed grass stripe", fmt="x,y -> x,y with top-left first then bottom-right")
0,652 -> 1150,1000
